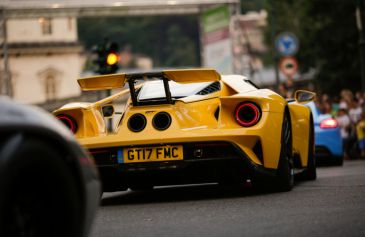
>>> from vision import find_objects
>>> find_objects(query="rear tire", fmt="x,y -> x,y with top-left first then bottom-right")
274,111 -> 294,191
332,156 -> 344,166
302,116 -> 317,180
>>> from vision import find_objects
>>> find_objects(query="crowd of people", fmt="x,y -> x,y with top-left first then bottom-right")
315,89 -> 365,159
275,78 -> 365,159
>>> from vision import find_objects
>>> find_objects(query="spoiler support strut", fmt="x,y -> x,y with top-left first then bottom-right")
127,72 -> 173,106
162,77 -> 173,105
128,79 -> 138,106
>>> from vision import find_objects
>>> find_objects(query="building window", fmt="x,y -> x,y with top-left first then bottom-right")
45,75 -> 57,101
39,17 -> 52,35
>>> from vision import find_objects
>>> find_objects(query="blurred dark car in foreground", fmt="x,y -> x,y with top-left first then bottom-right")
0,98 -> 100,237
307,102 -> 343,165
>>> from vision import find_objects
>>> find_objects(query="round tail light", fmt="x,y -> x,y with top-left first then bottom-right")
56,114 -> 78,133
128,113 -> 147,132
235,102 -> 261,127
152,112 -> 172,131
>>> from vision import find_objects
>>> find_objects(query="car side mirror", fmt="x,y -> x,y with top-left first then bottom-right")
294,90 -> 316,104
102,105 -> 115,118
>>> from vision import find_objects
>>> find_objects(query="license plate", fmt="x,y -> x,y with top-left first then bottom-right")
123,145 -> 183,163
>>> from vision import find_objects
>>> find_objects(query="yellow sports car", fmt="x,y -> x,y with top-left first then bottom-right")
54,69 -> 316,192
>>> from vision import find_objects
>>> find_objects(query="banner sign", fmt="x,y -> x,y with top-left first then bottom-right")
201,5 -> 233,74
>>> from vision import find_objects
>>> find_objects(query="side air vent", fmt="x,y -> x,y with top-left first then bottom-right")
196,81 -> 221,95
152,112 -> 172,131
253,140 -> 263,163
128,113 -> 147,132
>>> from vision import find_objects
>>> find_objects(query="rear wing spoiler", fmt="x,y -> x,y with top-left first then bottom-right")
77,69 -> 221,106
77,69 -> 220,91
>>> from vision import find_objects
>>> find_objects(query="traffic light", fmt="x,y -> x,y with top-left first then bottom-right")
91,40 -> 120,75
105,42 -> 119,74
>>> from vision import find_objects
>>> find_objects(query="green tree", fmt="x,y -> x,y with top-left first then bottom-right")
241,0 -> 265,13
164,24 -> 198,66
307,0 -> 359,94
264,0 -> 360,94
78,16 -> 200,68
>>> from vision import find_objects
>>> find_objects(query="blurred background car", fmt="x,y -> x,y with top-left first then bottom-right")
0,97 -> 100,237
307,101 -> 344,166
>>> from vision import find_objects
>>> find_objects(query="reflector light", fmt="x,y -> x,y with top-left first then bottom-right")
235,102 -> 261,127
57,115 -> 78,133
320,118 -> 338,128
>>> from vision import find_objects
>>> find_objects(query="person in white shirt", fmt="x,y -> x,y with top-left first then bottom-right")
337,108 -> 351,139
349,98 -> 363,125
336,108 -> 351,159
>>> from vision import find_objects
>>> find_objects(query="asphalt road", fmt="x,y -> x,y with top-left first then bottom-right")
90,160 -> 365,237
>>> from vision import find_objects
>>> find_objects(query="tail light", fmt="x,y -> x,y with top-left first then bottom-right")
235,102 -> 261,127
320,118 -> 338,128
56,114 -> 78,133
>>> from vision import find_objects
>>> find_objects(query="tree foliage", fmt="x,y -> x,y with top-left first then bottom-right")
78,16 -> 200,68
241,0 -> 265,13
78,1 -> 361,94
265,0 -> 360,94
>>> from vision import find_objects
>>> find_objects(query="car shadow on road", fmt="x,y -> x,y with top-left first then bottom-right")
101,183 -> 280,207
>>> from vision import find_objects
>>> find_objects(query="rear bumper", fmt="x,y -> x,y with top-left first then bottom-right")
92,143 -> 276,191
314,126 -> 343,157
80,111 -> 285,170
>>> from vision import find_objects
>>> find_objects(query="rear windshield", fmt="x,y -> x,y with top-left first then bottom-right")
138,80 -> 212,101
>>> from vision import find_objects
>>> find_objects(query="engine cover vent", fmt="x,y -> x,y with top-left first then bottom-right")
152,112 -> 172,131
196,81 -> 221,95
128,113 -> 147,132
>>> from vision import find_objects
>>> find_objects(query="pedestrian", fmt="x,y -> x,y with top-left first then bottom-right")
356,111 -> 365,159
346,96 -> 361,158
349,98 -> 363,125
322,101 -> 332,115
331,96 -> 340,117
336,108 -> 351,159
339,89 -> 353,110
285,78 -> 295,98
356,91 -> 364,105
361,91 -> 365,111
278,83 -> 289,98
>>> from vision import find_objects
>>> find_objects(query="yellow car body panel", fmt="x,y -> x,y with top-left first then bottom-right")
53,69 -> 314,190
163,68 -> 220,83
78,73 -> 126,91
78,107 -> 282,168
288,102 -> 312,167
77,68 -> 220,91
55,105 -> 106,138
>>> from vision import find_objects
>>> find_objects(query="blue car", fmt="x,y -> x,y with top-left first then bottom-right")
307,102 -> 344,165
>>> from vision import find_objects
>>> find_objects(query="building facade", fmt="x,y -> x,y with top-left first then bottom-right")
231,10 -> 268,78
3,17 -> 83,104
